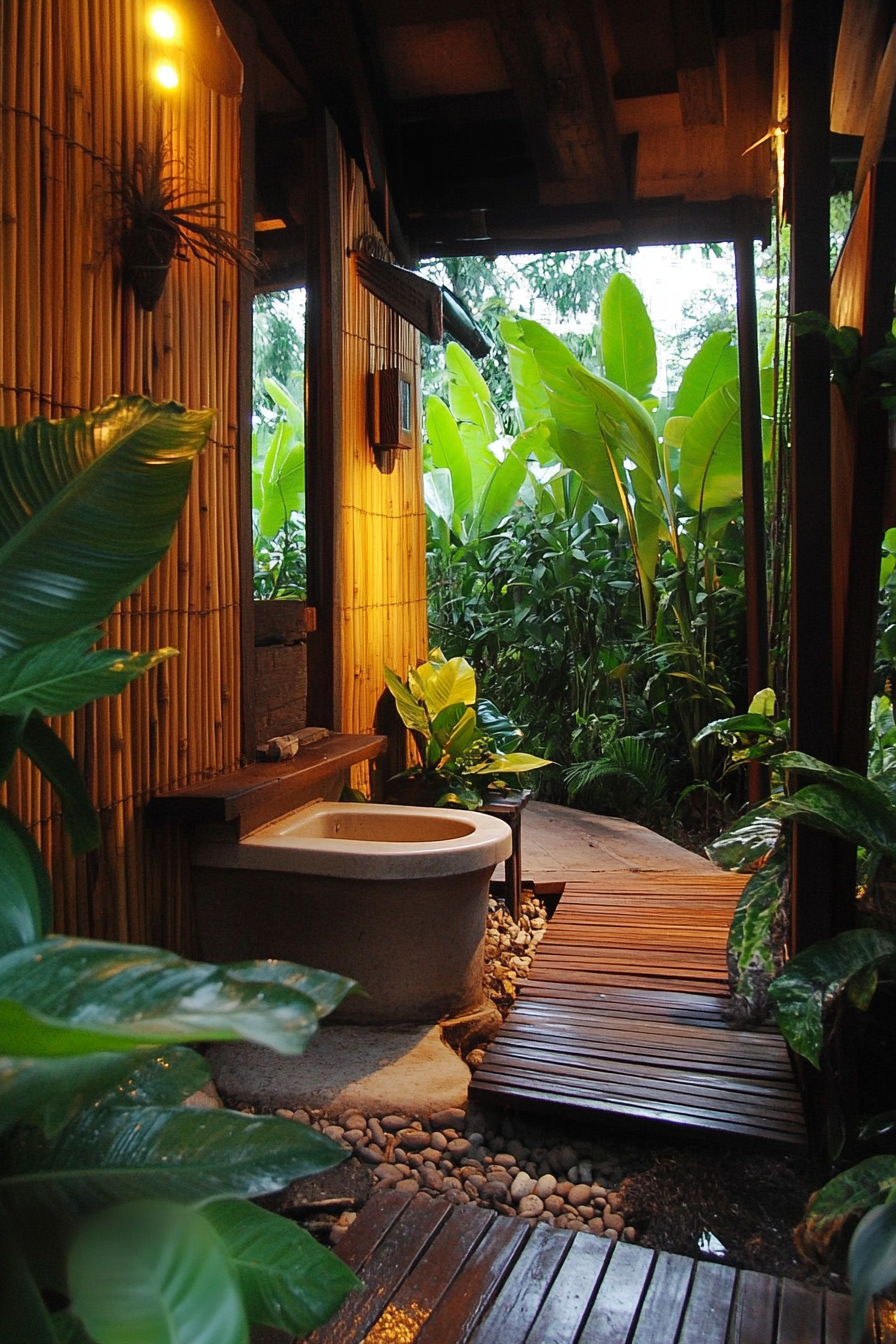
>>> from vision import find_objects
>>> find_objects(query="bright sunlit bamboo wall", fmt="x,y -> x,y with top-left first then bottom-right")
338,148 -> 428,790
0,0 -> 242,948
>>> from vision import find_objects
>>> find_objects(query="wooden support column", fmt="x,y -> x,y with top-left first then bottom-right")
219,0 -> 259,764
788,0 -> 840,952
837,164 -> 896,780
734,226 -> 769,804
305,109 -> 344,730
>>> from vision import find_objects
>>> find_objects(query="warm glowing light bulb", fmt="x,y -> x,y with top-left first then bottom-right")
148,6 -> 178,40
153,59 -> 179,89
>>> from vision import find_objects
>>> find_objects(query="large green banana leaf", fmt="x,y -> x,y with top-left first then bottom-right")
425,395 -> 473,524
445,342 -> 497,448
672,331 -> 739,416
258,421 -> 304,539
599,273 -> 657,401
0,939 -> 356,1056
0,630 -> 175,721
499,318 -> 556,442
203,1199 -> 360,1336
0,810 -> 50,955
0,1105 -> 346,1222
473,424 -> 549,537
0,1047 -> 210,1138
0,396 -> 212,654
678,378 -> 742,511
68,1201 -> 247,1344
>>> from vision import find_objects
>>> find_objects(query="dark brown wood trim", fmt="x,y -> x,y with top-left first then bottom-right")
150,733 -> 387,835
734,224 -> 770,804
305,107 -> 344,730
788,0 -> 840,953
218,0 -> 259,766
837,163 -> 896,783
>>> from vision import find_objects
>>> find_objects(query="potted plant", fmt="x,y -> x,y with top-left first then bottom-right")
383,648 -> 550,808
108,134 -> 256,311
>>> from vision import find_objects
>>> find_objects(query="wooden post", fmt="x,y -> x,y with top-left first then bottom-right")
305,109 -> 344,730
734,225 -> 769,804
788,0 -> 840,952
837,164 -> 896,788
219,0 -> 259,765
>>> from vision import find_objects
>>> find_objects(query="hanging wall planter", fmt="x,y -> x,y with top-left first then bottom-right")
109,136 -> 256,313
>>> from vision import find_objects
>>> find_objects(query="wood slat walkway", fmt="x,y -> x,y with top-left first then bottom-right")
470,872 -> 807,1147
305,1189 -> 881,1344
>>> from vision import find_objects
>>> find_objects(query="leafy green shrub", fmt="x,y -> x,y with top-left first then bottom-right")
0,398 -> 358,1343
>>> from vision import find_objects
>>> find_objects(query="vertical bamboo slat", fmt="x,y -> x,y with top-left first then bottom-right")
336,147 -> 427,781
0,0 -> 243,948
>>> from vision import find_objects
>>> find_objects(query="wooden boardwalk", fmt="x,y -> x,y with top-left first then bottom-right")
306,1189 -> 871,1344
470,872 -> 807,1147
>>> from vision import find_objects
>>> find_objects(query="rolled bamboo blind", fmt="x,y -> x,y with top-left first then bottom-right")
0,0 -> 243,949
337,148 -> 428,791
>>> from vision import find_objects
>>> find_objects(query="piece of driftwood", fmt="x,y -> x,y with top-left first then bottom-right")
257,726 -> 330,761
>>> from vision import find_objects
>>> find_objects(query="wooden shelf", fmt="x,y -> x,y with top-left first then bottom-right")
149,733 -> 387,837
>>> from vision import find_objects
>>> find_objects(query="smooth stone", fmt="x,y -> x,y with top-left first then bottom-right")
623,1227 -> 637,1242
603,1213 -> 625,1233
340,1111 -> 367,1131
356,1144 -> 384,1164
510,1172 -> 536,1201
343,1129 -> 365,1145
555,1181 -> 573,1199
323,1125 -> 345,1141
555,1146 -> 578,1171
429,1132 -> 448,1152
368,1118 -> 387,1149
492,1153 -> 516,1169
577,1160 -> 593,1184
208,1024 -> 469,1119
374,1163 -> 401,1181
466,1132 -> 485,1146
568,1183 -> 593,1207
481,1180 -> 512,1201
601,1228 -> 619,1242
381,1114 -> 409,1132
182,1081 -> 224,1110
544,1195 -> 564,1215
447,1138 -> 471,1158
292,1109 -> 311,1125
394,1178 -> 420,1193
535,1175 -> 557,1199
518,1194 -> 544,1218
429,1106 -> 466,1129
400,1130 -> 433,1152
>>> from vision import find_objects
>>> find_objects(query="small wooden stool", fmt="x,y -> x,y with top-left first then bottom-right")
482,788 -> 531,921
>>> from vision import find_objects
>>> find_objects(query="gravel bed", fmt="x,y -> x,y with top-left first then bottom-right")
259,1101 -> 639,1247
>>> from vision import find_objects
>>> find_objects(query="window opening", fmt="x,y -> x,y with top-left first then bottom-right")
252,287 -> 306,600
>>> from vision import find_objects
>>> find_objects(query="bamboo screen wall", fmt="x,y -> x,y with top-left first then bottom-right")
337,148 -> 428,788
0,1 -> 243,948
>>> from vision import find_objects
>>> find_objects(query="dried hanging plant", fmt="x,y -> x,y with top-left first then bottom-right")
107,134 -> 257,311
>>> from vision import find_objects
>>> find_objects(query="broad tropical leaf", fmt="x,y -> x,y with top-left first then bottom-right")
1,1106 -> 347,1222
0,630 -> 175,720
499,318 -> 555,434
422,657 -> 477,716
468,751 -> 551,774
0,397 -> 213,654
0,1047 -> 210,1137
258,422 -> 304,539
795,1155 -> 896,1265
445,342 -> 497,448
20,718 -> 100,855
203,1199 -> 360,1335
0,808 -> 49,955
426,395 -> 473,525
705,807 -> 782,870
68,1201 -> 247,1344
764,754 -> 896,857
0,939 -> 356,1057
725,849 -> 789,1025
769,929 -> 896,1067
678,378 -> 741,512
423,468 -> 454,529
383,665 -> 429,734
848,1195 -> 896,1343
599,273 -> 657,401
672,331 -> 739,417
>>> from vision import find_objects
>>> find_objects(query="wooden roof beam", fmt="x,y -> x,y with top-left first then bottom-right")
486,0 -> 628,205
670,0 -> 725,127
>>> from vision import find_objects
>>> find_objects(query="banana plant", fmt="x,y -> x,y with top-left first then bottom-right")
384,648 -> 550,808
252,376 -> 305,598
0,397 -> 359,1344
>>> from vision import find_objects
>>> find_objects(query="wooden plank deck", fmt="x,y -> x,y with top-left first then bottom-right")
470,872 -> 807,1147
305,1190 -> 878,1344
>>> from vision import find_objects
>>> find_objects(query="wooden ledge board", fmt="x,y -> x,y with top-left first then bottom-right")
149,733 -> 387,834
